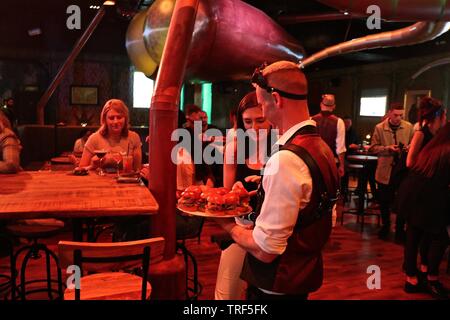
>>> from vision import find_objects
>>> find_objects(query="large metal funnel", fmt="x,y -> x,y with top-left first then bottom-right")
126,0 -> 304,81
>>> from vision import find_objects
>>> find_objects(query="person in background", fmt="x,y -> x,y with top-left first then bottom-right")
229,106 -> 237,130
73,129 -> 92,157
1,104 -> 63,240
399,122 -> 449,299
369,103 -> 414,240
183,104 -> 202,130
215,91 -> 272,300
1,98 -> 17,133
407,96 -> 420,125
199,110 -> 224,185
406,97 -> 447,168
312,94 -> 346,178
79,99 -> 142,172
340,116 -> 360,202
343,115 -> 360,153
200,110 -> 219,133
403,97 -> 447,286
0,111 -> 21,173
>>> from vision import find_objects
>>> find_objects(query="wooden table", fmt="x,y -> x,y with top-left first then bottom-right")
0,171 -> 159,240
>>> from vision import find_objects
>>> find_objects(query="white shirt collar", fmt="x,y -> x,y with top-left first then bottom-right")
275,119 -> 317,146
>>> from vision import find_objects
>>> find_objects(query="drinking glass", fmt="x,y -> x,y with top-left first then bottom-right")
121,154 -> 134,176
94,149 -> 107,176
111,152 -> 123,177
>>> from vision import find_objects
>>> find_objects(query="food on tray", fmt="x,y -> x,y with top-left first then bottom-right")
177,185 -> 252,216
231,185 -> 250,212
213,187 -> 230,195
206,192 -> 239,215
177,189 -> 201,212
197,190 -> 212,212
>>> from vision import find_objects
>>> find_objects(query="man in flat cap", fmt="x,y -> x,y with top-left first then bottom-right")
312,94 -> 346,178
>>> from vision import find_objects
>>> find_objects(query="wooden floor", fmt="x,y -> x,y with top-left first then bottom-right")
1,215 -> 448,300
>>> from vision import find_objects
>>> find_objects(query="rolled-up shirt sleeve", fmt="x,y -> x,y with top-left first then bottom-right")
252,150 -> 313,255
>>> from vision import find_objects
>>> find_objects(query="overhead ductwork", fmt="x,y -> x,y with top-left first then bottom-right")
127,0 -> 304,81
300,0 -> 450,68
278,12 -> 365,25
317,0 -> 450,22
300,21 -> 450,68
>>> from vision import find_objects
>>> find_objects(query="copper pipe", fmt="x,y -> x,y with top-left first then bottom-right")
278,12 -> 365,24
36,6 -> 107,124
148,0 -> 199,259
317,0 -> 450,21
300,21 -> 450,68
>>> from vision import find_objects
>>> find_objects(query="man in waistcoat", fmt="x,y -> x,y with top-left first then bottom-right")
214,61 -> 339,300
312,94 -> 346,178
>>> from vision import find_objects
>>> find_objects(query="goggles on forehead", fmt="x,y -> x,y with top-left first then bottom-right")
251,63 -> 308,100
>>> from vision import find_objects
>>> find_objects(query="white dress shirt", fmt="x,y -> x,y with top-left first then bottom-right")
252,119 -> 315,256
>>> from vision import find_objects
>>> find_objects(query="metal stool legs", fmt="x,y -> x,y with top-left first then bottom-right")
11,239 -> 63,300
341,164 -> 380,232
0,234 -> 13,300
176,242 -> 200,300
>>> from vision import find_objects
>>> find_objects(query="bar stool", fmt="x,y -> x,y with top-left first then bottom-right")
176,214 -> 203,300
6,219 -> 64,300
0,233 -> 14,300
344,163 -> 364,204
341,163 -> 380,232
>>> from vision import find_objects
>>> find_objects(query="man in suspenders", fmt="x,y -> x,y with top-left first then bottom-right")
215,61 -> 339,299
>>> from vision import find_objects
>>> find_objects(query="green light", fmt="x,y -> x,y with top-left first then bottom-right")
180,85 -> 185,111
202,83 -> 212,124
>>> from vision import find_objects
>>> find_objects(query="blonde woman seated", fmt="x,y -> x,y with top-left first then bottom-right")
79,99 -> 142,172
0,111 -> 21,173
79,99 -> 145,241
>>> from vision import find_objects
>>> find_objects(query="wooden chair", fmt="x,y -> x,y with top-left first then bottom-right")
58,237 -> 164,300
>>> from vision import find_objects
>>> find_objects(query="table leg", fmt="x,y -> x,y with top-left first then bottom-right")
358,165 -> 370,232
72,219 -> 83,242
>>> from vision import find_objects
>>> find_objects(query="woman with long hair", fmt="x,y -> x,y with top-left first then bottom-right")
215,91 -> 273,300
79,99 -> 145,241
79,99 -> 142,172
406,97 -> 447,168
399,122 -> 449,299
